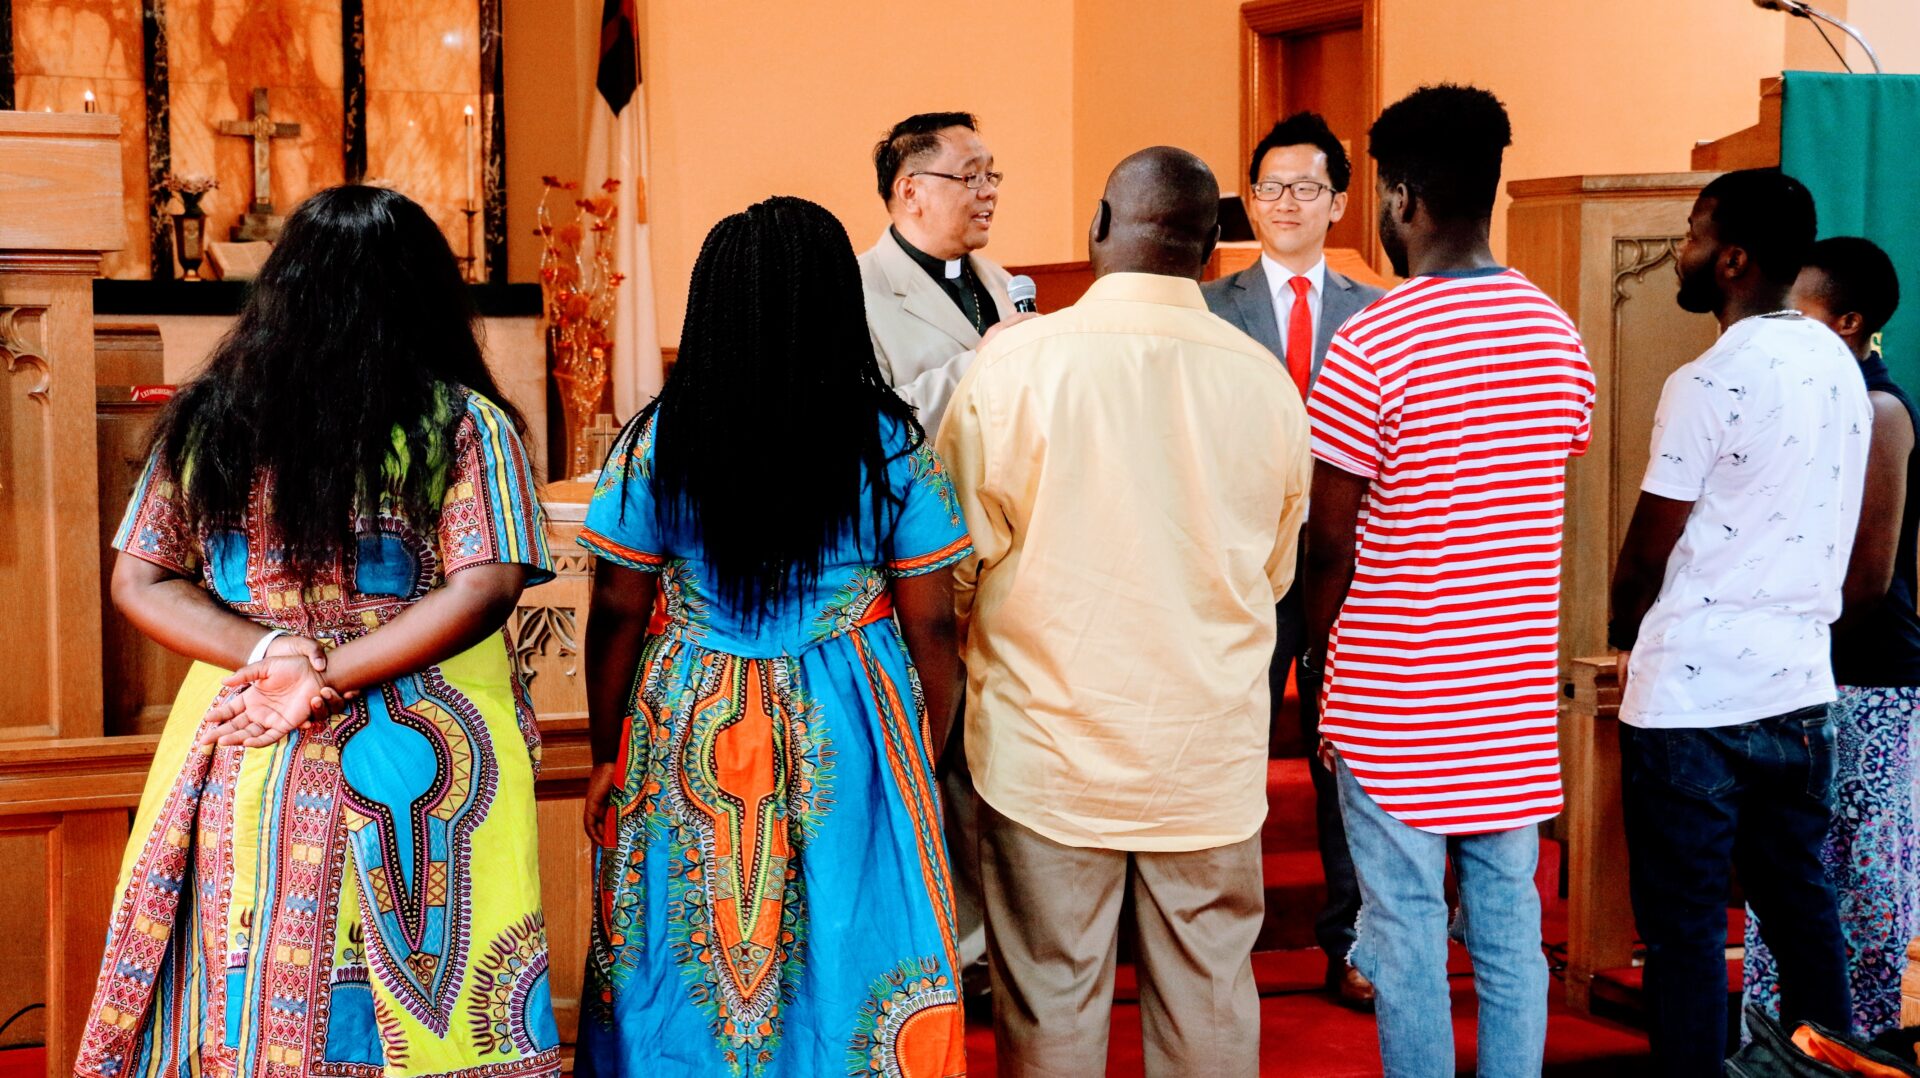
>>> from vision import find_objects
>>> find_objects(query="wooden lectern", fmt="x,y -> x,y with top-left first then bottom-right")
0,110 -> 126,1076
1506,77 -> 1920,1016
1506,173 -> 1723,666
0,112 -> 123,741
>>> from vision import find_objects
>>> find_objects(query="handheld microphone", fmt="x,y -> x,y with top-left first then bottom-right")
1007,275 -> 1039,314
1752,0 -> 1809,14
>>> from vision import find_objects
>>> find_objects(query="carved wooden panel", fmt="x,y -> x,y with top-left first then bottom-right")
0,274 -> 106,740
0,114 -> 122,740
1,304 -> 51,402
1609,238 -> 1719,564
512,526 -> 590,721
1506,172 -> 1721,665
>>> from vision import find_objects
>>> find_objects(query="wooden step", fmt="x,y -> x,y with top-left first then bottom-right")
1258,850 -> 1329,951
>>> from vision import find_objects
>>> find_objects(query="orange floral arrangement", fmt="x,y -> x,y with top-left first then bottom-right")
536,176 -> 625,477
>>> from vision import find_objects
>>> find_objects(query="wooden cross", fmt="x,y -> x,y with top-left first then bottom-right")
218,88 -> 301,215
583,413 -> 621,473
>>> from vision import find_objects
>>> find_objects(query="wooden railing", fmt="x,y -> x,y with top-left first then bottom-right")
4,718 -> 592,1078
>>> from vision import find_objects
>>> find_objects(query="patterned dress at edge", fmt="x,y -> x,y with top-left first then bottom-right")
1745,352 -> 1920,1039
75,390 -> 561,1078
1744,687 -> 1920,1038
575,412 -> 971,1078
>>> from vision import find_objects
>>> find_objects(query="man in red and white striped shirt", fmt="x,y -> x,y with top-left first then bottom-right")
1304,84 -> 1595,1076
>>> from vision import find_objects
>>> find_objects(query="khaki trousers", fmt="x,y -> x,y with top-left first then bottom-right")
977,798 -> 1264,1077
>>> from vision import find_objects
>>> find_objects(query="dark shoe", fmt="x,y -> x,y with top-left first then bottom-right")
1328,963 -> 1375,1011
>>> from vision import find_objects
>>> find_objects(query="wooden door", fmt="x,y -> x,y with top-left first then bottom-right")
1278,26 -> 1368,252
1242,0 -> 1382,270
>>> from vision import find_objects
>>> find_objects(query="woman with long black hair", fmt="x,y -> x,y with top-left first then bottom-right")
76,186 -> 560,1078
575,196 -> 970,1077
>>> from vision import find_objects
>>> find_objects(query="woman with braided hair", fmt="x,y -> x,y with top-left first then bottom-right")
576,196 -> 970,1077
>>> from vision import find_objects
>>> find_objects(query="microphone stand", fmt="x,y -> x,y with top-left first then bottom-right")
1787,1 -> 1885,74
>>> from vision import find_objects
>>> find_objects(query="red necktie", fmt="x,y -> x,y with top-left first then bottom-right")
1286,275 -> 1314,399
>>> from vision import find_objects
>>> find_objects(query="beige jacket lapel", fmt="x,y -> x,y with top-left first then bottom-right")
875,231 -> 985,347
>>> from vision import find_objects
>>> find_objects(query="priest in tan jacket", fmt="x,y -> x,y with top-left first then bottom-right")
858,111 -> 1031,1010
859,111 -> 1031,433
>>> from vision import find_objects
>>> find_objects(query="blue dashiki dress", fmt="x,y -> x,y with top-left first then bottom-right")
76,389 -> 562,1078
575,411 -> 972,1078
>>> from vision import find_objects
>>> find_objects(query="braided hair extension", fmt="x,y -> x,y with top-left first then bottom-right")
630,195 -> 924,621
146,185 -> 526,579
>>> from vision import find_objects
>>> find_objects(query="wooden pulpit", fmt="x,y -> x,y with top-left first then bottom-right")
1506,173 -> 1723,665
0,111 -> 123,740
1506,172 -> 1723,1012
0,109 -> 127,1078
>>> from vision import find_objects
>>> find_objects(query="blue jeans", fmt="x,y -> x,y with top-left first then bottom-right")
1336,759 -> 1549,1077
1619,706 -> 1849,1077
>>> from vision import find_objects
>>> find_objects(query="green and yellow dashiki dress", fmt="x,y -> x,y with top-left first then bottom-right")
575,411 -> 972,1078
76,391 -> 561,1078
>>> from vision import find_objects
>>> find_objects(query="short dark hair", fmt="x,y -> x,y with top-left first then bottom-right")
1248,111 -> 1351,192
874,112 -> 978,203
1368,84 -> 1512,220
1804,235 -> 1900,336
1698,168 -> 1817,287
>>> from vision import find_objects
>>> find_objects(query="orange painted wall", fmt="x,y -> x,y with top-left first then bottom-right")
637,0 -> 1076,347
1059,0 -> 1912,266
1070,0 -> 1244,246
1378,0 -> 1835,256
619,0 -> 1917,346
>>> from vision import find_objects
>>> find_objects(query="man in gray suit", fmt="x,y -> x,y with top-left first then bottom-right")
1202,110 -> 1384,1008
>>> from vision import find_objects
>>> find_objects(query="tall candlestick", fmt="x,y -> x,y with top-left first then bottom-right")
464,105 -> 476,210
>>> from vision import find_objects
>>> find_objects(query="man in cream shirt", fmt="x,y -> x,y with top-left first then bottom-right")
938,147 -> 1311,1076
859,111 -> 1029,432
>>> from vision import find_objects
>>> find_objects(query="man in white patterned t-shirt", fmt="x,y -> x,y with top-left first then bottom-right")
1609,168 -> 1869,1076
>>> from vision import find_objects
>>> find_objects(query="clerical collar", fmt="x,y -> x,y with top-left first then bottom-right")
891,226 -> 967,281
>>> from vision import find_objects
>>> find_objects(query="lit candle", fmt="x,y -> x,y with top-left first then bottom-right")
83,89 -> 97,113
464,105 -> 476,210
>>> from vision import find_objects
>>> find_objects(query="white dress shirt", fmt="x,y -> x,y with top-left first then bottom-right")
1261,253 -> 1326,364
